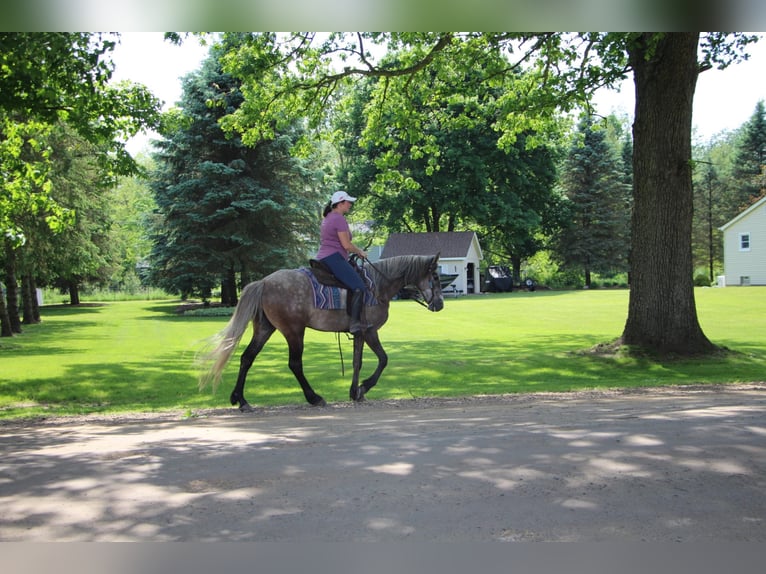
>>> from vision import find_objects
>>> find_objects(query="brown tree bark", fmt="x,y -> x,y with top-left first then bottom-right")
22,273 -> 40,324
68,280 -> 81,306
3,238 -> 22,333
621,33 -> 717,355
0,285 -> 12,337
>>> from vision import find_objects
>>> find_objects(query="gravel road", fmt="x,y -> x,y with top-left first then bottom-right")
1,384 -> 765,542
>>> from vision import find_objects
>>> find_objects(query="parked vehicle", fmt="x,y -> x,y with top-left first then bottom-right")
485,265 -> 513,292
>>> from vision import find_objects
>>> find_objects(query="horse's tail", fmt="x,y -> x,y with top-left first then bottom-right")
197,280 -> 265,392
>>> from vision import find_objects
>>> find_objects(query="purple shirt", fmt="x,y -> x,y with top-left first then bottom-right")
316,211 -> 352,259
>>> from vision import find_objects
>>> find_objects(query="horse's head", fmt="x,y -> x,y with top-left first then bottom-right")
414,253 -> 444,312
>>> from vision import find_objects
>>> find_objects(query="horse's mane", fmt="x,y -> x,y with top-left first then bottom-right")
367,254 -> 434,287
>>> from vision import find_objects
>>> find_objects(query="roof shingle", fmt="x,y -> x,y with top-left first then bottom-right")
381,231 -> 477,259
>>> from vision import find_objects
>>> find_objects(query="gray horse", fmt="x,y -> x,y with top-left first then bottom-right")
199,254 -> 444,411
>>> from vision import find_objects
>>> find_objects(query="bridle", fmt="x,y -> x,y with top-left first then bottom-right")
408,269 -> 442,311
354,255 -> 441,310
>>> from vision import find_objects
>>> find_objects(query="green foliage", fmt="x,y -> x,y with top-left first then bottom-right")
182,306 -> 235,317
148,47 -> 324,300
331,56 -> 562,279
0,33 -> 162,160
691,99 -> 766,283
732,99 -> 766,205
1,33 -> 162,239
25,124 -> 118,289
694,271 -> 713,287
1,32 -> 164,333
552,115 -> 631,284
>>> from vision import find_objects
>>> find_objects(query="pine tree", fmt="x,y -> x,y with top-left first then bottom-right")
148,47 -> 322,303
732,100 -> 766,207
554,116 -> 632,287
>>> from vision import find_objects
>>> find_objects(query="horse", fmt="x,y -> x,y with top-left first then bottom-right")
198,254 -> 444,412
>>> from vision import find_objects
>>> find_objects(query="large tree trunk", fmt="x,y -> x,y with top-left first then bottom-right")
68,280 -> 81,306
221,266 -> 238,306
621,33 -> 717,355
22,274 -> 41,324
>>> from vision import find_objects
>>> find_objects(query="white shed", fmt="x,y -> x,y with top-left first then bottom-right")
380,231 -> 483,294
719,195 -> 766,286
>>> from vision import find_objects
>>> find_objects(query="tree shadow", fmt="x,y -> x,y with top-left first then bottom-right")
1,387 -> 764,541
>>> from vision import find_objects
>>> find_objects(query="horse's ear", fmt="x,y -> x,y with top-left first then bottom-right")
432,252 -> 440,269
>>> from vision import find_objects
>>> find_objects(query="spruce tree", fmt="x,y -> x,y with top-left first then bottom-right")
554,115 -> 631,287
732,100 -> 766,207
149,47 -> 322,302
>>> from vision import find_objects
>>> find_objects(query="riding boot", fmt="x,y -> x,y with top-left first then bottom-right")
349,289 -> 365,334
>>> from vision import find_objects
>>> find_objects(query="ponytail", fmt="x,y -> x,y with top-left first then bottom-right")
322,202 -> 333,217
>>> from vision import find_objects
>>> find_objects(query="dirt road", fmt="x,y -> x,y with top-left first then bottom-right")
1,384 -> 764,541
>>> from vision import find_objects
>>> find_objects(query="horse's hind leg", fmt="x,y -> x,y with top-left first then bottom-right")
230,320 -> 276,412
285,329 -> 326,407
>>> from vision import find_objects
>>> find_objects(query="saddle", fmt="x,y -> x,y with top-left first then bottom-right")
308,258 -> 347,288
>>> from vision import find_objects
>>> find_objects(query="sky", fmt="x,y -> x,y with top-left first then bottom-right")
110,32 -> 766,156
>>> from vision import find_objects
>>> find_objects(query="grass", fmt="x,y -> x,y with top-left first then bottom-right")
1,287 -> 764,420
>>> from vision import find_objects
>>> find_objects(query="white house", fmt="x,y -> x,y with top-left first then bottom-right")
380,231 -> 483,294
719,195 -> 766,286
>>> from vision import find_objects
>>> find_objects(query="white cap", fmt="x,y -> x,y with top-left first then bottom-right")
331,191 -> 357,204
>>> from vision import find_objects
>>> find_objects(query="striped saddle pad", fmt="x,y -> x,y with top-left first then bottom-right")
299,267 -> 378,310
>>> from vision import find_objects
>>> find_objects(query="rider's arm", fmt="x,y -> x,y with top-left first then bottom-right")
337,231 -> 367,259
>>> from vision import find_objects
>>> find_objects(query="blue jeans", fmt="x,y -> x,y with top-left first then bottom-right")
320,252 -> 365,291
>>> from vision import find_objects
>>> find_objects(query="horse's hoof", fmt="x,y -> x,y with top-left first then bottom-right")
238,402 -> 254,413
353,386 -> 367,402
310,396 -> 327,407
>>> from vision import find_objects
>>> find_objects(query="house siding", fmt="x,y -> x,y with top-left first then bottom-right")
721,197 -> 766,285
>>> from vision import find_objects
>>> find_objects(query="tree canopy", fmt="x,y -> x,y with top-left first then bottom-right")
1,32 -> 163,335
148,45 -> 324,302
208,32 -> 758,355
554,115 -> 631,286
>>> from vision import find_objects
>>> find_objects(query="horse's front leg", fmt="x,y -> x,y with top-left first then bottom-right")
352,329 -> 387,401
349,333 -> 365,401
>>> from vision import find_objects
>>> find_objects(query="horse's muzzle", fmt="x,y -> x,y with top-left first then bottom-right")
429,297 -> 444,312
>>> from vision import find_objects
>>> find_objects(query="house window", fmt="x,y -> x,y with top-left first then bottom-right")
739,232 -> 751,251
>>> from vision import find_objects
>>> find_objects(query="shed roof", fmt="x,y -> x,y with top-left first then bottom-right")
381,231 -> 480,259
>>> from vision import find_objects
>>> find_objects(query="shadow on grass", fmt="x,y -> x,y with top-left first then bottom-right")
2,307 -> 107,357
6,330 -> 764,420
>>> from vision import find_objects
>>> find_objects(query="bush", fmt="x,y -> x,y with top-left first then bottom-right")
182,306 -> 234,317
694,273 -> 712,287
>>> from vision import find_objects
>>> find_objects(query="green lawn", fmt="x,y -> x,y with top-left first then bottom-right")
1,287 -> 764,420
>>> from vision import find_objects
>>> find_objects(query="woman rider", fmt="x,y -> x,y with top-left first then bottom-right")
316,191 -> 369,334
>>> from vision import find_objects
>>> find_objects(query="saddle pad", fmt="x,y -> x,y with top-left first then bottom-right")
299,267 -> 378,310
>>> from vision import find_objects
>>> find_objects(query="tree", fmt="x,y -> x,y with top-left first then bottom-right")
149,46 -> 323,302
1,32 -> 162,334
731,100 -> 766,206
109,159 -> 159,292
619,33 -> 717,353
554,115 -> 631,287
333,66 -> 561,274
212,32 -> 757,356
